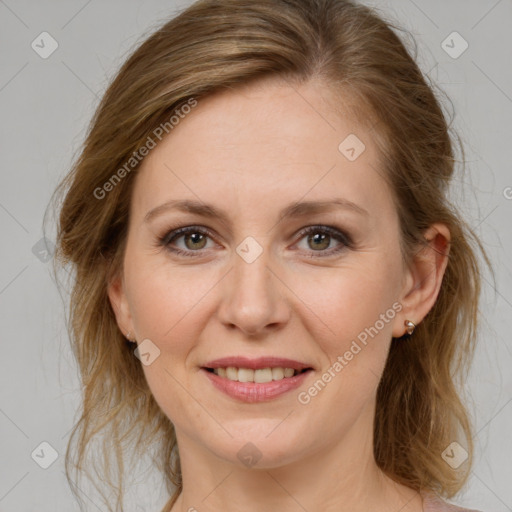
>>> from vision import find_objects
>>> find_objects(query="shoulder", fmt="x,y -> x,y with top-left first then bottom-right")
422,492 -> 483,512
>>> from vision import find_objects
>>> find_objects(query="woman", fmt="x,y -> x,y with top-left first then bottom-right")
50,0 -> 490,510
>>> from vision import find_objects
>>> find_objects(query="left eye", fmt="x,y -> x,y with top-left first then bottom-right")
301,228 -> 345,252
159,225 -> 351,258
294,226 -> 351,256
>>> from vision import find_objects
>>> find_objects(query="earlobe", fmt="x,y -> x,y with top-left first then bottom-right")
392,223 -> 451,338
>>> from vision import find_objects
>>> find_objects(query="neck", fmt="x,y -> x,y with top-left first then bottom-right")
170,403 -> 421,512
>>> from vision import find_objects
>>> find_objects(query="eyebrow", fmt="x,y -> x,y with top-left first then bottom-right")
144,198 -> 368,225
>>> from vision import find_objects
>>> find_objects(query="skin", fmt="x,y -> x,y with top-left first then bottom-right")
108,77 -> 450,512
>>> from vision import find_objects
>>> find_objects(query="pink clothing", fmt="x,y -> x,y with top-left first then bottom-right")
423,493 -> 482,512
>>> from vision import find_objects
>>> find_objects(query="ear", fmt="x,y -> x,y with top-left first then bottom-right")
392,223 -> 450,338
107,270 -> 134,339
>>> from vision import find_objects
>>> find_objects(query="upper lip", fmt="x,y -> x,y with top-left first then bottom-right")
203,356 -> 313,371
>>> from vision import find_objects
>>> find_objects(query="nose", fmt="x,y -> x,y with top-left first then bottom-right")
216,244 -> 291,338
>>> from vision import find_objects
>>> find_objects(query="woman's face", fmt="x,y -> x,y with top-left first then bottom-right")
109,78 -> 414,468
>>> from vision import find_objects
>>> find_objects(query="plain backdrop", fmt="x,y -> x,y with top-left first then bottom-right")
0,0 -> 511,511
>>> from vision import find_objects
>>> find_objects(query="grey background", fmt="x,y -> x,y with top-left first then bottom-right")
0,0 -> 511,511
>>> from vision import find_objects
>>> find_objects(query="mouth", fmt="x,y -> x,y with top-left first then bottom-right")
200,356 -> 314,402
202,366 -> 311,383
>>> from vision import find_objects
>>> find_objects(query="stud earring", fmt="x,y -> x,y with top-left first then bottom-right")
125,331 -> 136,343
404,320 -> 416,336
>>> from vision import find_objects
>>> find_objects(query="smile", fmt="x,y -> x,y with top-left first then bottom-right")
205,366 -> 307,383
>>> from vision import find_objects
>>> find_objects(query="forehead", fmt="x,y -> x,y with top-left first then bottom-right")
131,78 -> 394,224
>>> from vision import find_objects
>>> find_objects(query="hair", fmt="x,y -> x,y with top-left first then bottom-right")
47,0 -> 492,510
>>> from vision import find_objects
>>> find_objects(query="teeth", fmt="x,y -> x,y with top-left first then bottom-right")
212,366 -> 301,382
238,368 -> 254,382
226,367 -> 238,380
271,367 -> 284,380
284,368 -> 295,378
254,368 -> 273,383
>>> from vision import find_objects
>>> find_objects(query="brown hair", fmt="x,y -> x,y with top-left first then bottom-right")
47,0 -> 491,510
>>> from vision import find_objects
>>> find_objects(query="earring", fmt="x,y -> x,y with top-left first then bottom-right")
404,320 -> 416,336
125,331 -> 135,343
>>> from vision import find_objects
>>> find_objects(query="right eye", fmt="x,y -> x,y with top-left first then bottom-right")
158,226 -> 218,257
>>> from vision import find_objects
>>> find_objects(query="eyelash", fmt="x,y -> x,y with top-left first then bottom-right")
157,224 -> 353,259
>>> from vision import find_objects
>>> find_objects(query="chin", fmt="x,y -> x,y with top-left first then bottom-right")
203,423 -> 313,469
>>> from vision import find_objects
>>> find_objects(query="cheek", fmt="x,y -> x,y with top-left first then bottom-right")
125,258 -> 214,426
290,261 -> 403,408
292,264 -> 401,421
290,258 -> 401,347
126,255 -> 215,347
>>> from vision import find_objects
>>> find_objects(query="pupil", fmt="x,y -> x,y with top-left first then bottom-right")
310,233 -> 329,250
187,233 -> 205,249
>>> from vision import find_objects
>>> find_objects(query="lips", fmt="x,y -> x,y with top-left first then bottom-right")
203,356 -> 312,371
201,356 -> 314,402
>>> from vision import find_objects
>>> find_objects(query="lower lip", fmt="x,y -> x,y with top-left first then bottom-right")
201,368 -> 312,403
